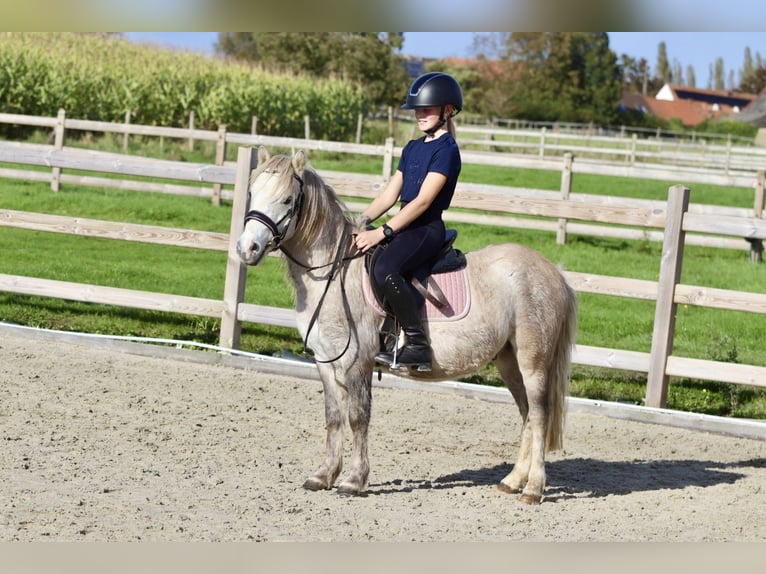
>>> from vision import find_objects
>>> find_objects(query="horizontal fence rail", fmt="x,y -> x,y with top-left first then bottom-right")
1,141 -> 766,418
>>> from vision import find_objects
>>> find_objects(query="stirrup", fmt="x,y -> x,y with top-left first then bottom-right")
389,346 -> 432,373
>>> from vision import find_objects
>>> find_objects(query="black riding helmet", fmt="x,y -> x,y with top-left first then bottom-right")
401,72 -> 463,113
401,72 -> 463,135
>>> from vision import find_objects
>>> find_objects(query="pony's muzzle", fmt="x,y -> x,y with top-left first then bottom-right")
236,237 -> 265,266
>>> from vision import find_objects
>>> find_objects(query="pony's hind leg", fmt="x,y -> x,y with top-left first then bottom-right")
493,343 -> 535,498
303,367 -> 345,491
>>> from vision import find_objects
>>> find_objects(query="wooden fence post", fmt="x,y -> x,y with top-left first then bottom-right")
219,146 -> 258,350
355,113 -> 363,144
304,115 -> 310,140
725,134 -> 732,175
123,110 -> 131,152
557,153 -> 573,245
212,125 -> 227,206
51,108 -> 66,192
382,137 -> 394,179
629,133 -> 637,165
646,184 -> 690,408
539,126 -> 546,158
755,170 -> 764,219
749,171 -> 766,263
188,111 -> 195,151
251,116 -> 258,135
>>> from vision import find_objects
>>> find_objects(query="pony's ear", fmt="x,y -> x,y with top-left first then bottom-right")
257,146 -> 271,165
292,150 -> 307,175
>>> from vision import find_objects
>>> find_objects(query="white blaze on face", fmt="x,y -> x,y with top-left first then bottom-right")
235,171 -> 292,266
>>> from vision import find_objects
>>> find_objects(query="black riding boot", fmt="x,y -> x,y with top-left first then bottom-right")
374,273 -> 432,372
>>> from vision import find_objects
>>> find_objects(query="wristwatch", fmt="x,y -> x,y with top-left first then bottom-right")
382,223 -> 395,239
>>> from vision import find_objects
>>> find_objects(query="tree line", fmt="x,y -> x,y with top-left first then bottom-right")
216,32 -> 765,132
621,40 -> 766,95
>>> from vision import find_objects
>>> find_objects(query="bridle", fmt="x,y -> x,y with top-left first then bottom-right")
243,172 -> 306,250
242,169 -> 363,364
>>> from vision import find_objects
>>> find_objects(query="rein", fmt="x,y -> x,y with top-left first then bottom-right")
243,171 -> 363,364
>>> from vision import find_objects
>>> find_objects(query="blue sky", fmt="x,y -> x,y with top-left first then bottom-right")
124,32 -> 766,88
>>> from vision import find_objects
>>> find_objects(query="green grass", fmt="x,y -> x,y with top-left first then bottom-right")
1,136 -> 765,418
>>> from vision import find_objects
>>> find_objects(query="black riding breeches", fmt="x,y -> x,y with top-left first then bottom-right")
372,219 -> 445,291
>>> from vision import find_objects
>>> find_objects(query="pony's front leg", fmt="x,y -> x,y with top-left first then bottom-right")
303,367 -> 345,491
336,366 -> 372,496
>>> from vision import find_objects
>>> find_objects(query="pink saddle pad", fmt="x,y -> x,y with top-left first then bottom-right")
362,267 -> 471,322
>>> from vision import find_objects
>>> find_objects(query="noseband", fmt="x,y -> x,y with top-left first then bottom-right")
243,172 -> 305,249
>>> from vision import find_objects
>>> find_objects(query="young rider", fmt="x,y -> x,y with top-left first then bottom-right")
353,71 -> 463,372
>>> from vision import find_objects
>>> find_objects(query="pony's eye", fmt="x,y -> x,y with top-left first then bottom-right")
282,197 -> 293,205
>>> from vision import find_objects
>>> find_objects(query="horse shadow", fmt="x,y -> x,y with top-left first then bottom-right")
367,457 -> 766,501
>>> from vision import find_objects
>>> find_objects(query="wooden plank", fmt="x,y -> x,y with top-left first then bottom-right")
571,345 -> 651,372
675,284 -> 766,314
59,173 -> 227,198
0,273 -> 223,317
683,212 -> 766,239
0,144 -> 236,185
0,112 -> 57,128
449,191 -> 667,227
666,356 -> 766,387
0,209 -> 229,251
564,272 -> 657,300
65,118 -> 220,141
237,303 -> 297,329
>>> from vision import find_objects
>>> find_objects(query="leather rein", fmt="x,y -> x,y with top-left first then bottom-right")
243,172 -> 363,363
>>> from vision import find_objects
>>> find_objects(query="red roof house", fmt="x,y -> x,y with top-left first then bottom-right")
619,84 -> 757,126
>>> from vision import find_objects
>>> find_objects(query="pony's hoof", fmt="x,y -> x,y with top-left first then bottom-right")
336,483 -> 363,497
496,482 -> 520,495
303,477 -> 329,491
519,493 -> 542,505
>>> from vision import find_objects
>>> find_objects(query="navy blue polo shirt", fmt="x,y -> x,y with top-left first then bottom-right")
397,133 -> 461,223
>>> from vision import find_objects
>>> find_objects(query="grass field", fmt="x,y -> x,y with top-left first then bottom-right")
1,136 -> 765,418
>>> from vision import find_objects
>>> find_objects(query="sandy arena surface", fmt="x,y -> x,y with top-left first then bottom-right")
1,331 -> 765,542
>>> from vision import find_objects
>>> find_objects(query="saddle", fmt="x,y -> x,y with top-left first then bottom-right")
364,228 -> 467,311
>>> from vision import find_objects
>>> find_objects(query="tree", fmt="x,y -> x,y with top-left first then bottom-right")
618,54 -> 645,92
740,64 -> 766,95
671,58 -> 684,85
742,47 -> 754,87
215,32 -> 408,108
502,32 -> 622,124
739,48 -> 766,94
686,65 -> 696,88
714,57 -> 725,90
655,41 -> 671,84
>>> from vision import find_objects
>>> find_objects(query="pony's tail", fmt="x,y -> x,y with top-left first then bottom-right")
545,280 -> 577,452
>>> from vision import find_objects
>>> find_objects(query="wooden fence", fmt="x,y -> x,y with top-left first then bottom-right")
1,142 -> 765,412
1,111 -> 765,260
2,108 -> 766,180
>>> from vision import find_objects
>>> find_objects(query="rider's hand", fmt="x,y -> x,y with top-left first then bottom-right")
353,227 -> 385,253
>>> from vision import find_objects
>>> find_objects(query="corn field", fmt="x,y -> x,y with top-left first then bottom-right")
0,32 -> 367,140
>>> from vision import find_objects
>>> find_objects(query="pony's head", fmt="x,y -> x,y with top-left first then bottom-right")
236,147 -> 307,266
